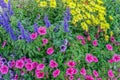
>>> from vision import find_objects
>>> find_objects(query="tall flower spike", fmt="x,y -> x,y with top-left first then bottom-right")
44,15 -> 51,28
8,0 -> 14,16
63,16 -> 69,32
34,22 -> 38,33
65,8 -> 70,21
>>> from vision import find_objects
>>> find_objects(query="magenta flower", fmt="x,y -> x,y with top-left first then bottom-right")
67,60 -> 76,67
108,59 -> 114,64
66,67 -> 74,75
76,35 -> 84,40
80,68 -> 86,76
36,63 -> 45,70
0,65 -> 9,74
110,36 -> 115,43
32,62 -> 38,69
93,56 -> 98,62
106,44 -> 113,51
81,39 -> 86,45
15,59 -> 24,69
46,47 -> 54,55
85,75 -> 94,80
52,69 -> 60,78
37,27 -> 47,35
85,54 -> 94,63
96,78 -> 102,80
69,75 -> 74,80
49,60 -> 58,68
93,70 -> 99,77
8,60 -> 15,68
30,32 -> 37,40
92,40 -> 98,46
25,58 -> 32,63
36,71 -> 44,79
73,68 -> 78,74
108,70 -> 114,78
77,78 -> 81,80
112,54 -> 120,62
25,63 -> 33,71
42,38 -> 48,45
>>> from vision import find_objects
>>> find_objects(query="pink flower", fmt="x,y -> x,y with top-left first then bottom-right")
37,27 -> 47,35
85,75 -> 94,80
112,54 -> 120,62
66,68 -> 74,75
85,54 -> 94,63
37,63 -> 45,70
93,70 -> 99,77
81,39 -> 86,45
108,70 -> 114,78
76,35 -> 84,40
49,60 -> 58,68
32,62 -> 38,69
96,78 -> 102,80
25,58 -> 32,63
110,36 -> 115,43
25,63 -> 33,71
93,56 -> 98,62
42,38 -> 48,45
2,40 -> 7,48
21,56 -> 26,61
106,44 -> 113,51
67,60 -> 76,67
92,40 -> 98,46
108,59 -> 114,64
15,59 -> 24,69
0,65 -> 9,74
52,69 -> 60,78
9,60 -> 15,68
73,68 -> 78,74
36,71 -> 44,79
80,68 -> 86,76
77,78 -> 81,80
46,47 -> 54,55
30,32 -> 37,40
69,75 -> 74,80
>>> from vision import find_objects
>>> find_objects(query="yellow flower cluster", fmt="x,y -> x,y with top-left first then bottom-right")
62,0 -> 113,32
36,0 -> 56,8
4,0 -> 9,3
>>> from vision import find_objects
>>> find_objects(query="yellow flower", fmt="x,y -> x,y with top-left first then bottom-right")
105,35 -> 109,42
109,16 -> 114,21
4,0 -> 8,3
39,1 -> 47,7
50,0 -> 56,8
36,0 -> 40,3
110,31 -> 113,37
68,2 -> 76,8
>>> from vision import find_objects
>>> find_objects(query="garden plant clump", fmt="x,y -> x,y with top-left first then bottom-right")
0,0 -> 120,80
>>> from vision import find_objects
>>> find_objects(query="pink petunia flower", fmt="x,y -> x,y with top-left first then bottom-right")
49,60 -> 58,68
85,54 -> 94,63
69,75 -> 74,80
15,59 -> 24,69
93,56 -> 98,62
42,38 -> 48,45
67,60 -> 76,67
52,69 -> 60,78
110,36 -> 115,43
96,78 -> 102,80
0,65 -> 9,74
81,39 -> 86,45
36,71 -> 44,79
80,68 -> 86,76
25,63 -> 33,71
37,27 -> 47,35
30,32 -> 37,40
36,63 -> 45,70
46,47 -> 54,55
108,59 -> 114,64
8,60 -> 15,68
76,35 -> 84,40
25,58 -> 32,63
85,75 -> 94,80
106,44 -> 113,51
112,54 -> 120,62
73,68 -> 78,74
77,78 -> 81,80
93,70 -> 99,77
66,68 -> 74,76
92,40 -> 98,46
108,70 -> 114,78
32,62 -> 38,69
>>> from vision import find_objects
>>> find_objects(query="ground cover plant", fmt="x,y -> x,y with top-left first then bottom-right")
0,0 -> 120,80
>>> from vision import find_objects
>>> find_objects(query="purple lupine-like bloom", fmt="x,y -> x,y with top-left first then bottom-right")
63,16 -> 69,32
60,45 -> 67,52
25,31 -> 31,43
0,0 -> 7,8
44,15 -> 51,28
17,21 -> 26,39
34,22 -> 38,33
8,0 -> 14,16
65,8 -> 70,21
